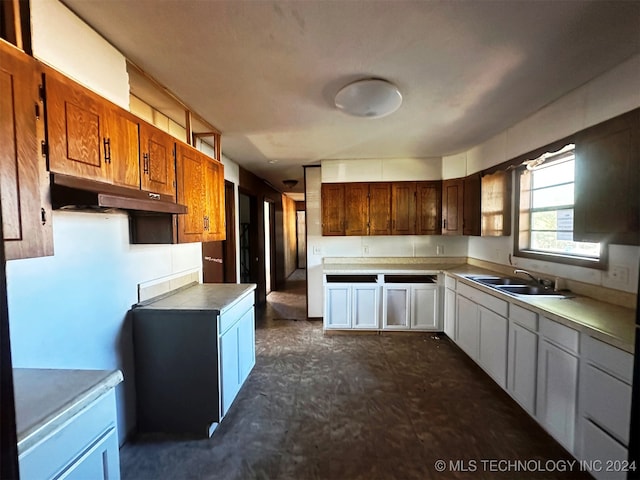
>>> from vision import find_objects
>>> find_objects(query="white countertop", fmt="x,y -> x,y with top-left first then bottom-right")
14,368 -> 123,454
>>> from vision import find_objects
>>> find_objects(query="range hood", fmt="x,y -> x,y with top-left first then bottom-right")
51,174 -> 187,214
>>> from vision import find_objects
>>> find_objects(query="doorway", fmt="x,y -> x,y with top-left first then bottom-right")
239,192 -> 254,284
203,180 -> 237,284
264,201 -> 272,295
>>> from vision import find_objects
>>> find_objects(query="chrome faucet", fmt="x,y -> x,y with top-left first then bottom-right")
514,269 -> 554,289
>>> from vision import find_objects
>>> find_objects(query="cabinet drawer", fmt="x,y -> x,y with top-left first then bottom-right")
540,316 -> 579,354
19,391 -> 119,480
581,420 -> 628,480
509,304 -> 538,331
583,336 -> 633,383
219,292 -> 254,335
445,275 -> 456,290
583,364 -> 631,445
457,283 -> 508,317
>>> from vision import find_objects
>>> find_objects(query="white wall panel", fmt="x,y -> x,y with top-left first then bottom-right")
442,152 -> 467,179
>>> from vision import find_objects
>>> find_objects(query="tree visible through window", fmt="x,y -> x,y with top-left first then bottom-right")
515,144 -> 603,267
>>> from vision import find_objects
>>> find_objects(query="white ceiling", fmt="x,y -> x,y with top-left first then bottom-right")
61,0 -> 639,196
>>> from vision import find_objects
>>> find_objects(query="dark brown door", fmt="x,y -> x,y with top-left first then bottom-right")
223,181 -> 237,283
345,183 -> 369,235
202,241 -> 224,283
442,178 -> 464,235
391,182 -> 416,235
463,173 -> 481,236
369,182 -> 391,235
416,181 -> 441,235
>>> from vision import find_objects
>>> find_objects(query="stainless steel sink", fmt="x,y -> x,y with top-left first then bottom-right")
466,275 -> 572,298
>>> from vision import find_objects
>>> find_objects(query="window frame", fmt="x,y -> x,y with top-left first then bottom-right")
513,149 -> 608,270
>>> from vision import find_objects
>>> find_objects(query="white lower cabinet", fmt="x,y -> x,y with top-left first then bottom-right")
324,280 -> 380,329
444,287 -> 456,339
411,284 -> 439,330
456,294 -> 480,360
19,390 -> 120,480
382,282 -> 440,330
478,306 -> 508,388
536,318 -> 580,454
507,321 -> 538,415
383,285 -> 411,329
576,336 -> 633,480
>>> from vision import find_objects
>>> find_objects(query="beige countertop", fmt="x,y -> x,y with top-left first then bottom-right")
323,263 -> 460,275
135,283 -> 256,312
14,368 -> 124,454
446,265 -> 636,354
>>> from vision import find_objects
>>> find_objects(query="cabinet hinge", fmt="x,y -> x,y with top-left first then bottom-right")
41,141 -> 48,157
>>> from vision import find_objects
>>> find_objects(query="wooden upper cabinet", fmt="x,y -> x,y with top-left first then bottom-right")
139,121 -> 176,198
574,108 -> 640,245
481,171 -> 511,237
416,181 -> 441,235
321,183 -> 345,236
463,173 -> 481,236
391,182 -> 416,235
203,157 -> 225,242
442,178 -> 464,235
0,41 -> 53,260
44,66 -> 139,188
344,183 -> 369,236
176,143 -> 206,243
369,183 -> 391,235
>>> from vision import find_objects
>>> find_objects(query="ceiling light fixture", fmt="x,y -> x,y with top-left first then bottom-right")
282,179 -> 298,189
334,78 -> 402,118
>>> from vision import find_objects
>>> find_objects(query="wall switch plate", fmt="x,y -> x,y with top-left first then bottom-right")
363,245 -> 369,255
436,245 -> 444,255
313,246 -> 321,255
609,265 -> 629,284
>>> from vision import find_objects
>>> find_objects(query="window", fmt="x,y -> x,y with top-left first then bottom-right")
515,144 -> 606,268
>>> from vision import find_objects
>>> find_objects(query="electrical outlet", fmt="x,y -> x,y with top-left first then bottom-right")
609,265 -> 629,284
363,245 -> 369,255
313,246 -> 321,255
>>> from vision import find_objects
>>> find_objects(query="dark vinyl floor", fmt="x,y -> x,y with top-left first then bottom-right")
120,270 -> 589,480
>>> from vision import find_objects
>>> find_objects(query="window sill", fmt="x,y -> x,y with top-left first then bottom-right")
514,249 -> 607,270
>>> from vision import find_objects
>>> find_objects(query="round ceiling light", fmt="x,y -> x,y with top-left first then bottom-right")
334,78 -> 402,118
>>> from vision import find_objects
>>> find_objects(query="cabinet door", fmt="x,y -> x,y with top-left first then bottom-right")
344,183 -> 369,235
481,171 -> 511,237
391,182 -> 416,234
456,295 -> 479,360
507,322 -> 538,415
580,421 -> 628,480
574,108 -> 640,245
237,307 -> 256,383
321,183 -> 345,235
416,181 -> 441,235
463,173 -> 481,236
442,178 -> 464,235
104,106 -> 140,188
411,284 -> 438,330
478,306 -> 508,388
325,284 -> 351,328
176,144 -> 205,243
537,339 -> 579,453
0,42 -> 53,260
203,158 -> 225,242
58,428 -> 120,480
383,285 -> 410,329
139,121 -> 176,197
444,288 -> 456,339
369,182 -> 391,235
351,284 -> 379,329
219,324 -> 240,418
45,66 -> 108,183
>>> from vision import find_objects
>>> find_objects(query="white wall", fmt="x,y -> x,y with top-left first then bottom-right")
464,54 -> 640,294
10,0 -> 203,443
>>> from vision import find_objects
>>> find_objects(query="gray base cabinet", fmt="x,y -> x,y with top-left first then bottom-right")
132,284 -> 256,437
